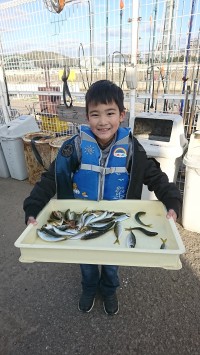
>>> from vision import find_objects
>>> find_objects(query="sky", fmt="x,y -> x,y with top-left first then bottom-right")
0,0 -> 199,62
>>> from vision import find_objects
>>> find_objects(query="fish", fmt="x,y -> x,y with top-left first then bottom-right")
37,230 -> 66,242
160,238 -> 167,249
125,227 -> 158,236
49,210 -> 63,220
41,226 -> 64,237
126,231 -> 136,248
135,211 -> 152,228
114,213 -> 130,222
86,211 -> 108,224
114,221 -> 123,245
47,218 -> 64,226
84,213 -> 98,226
81,229 -> 109,240
88,220 -> 115,231
52,226 -> 78,236
64,209 -> 75,221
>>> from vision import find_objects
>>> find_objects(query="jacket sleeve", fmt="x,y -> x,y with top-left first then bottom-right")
143,157 -> 182,217
127,137 -> 182,217
23,160 -> 56,224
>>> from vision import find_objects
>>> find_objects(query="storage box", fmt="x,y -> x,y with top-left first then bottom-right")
133,112 -> 188,199
15,199 -> 185,270
0,115 -> 40,180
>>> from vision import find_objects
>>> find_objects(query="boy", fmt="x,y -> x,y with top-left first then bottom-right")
24,80 -> 182,316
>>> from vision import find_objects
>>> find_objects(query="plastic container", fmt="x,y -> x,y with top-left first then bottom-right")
0,143 -> 10,178
14,199 -> 185,270
23,132 -> 56,184
133,112 -> 188,200
0,115 -> 40,180
182,131 -> 200,233
41,113 -> 68,133
49,135 -> 72,163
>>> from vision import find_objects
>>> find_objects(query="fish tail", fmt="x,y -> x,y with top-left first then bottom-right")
114,239 -> 120,245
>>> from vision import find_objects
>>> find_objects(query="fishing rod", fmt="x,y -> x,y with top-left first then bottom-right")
148,0 -> 158,111
144,15 -> 152,112
106,0 -> 109,79
180,0 -> 197,116
119,0 -> 124,86
163,0 -> 176,113
111,51 -> 126,88
78,43 -> 90,90
188,51 -> 200,135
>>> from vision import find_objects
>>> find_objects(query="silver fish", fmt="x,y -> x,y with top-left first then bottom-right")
126,231 -> 136,248
86,211 -> 108,224
88,220 -> 115,231
37,230 -> 66,242
81,229 -> 109,240
52,226 -> 78,236
114,221 -> 123,245
84,213 -> 98,226
114,213 -> 130,222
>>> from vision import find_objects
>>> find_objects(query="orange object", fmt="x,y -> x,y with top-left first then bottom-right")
120,0 -> 124,10
57,0 -> 65,13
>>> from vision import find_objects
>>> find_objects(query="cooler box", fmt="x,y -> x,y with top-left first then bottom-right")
182,130 -> 200,233
0,115 -> 40,180
133,112 -> 188,200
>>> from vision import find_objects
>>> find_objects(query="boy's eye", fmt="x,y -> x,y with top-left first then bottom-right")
108,112 -> 115,115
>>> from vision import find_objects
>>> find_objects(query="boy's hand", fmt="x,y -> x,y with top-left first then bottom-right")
27,216 -> 38,225
166,209 -> 177,222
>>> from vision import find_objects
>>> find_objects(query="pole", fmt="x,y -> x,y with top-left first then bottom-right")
180,0 -> 197,115
0,67 -> 10,123
119,1 -> 124,86
129,0 -> 139,131
106,0 -> 109,79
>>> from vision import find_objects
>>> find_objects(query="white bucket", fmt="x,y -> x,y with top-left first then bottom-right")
182,132 -> 200,233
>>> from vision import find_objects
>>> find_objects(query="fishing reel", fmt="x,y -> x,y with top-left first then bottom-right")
43,0 -> 74,13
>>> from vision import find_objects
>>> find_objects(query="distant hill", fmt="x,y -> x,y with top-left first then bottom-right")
3,51 -> 78,69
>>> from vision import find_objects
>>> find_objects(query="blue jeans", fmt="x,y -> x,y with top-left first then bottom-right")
80,264 -> 119,297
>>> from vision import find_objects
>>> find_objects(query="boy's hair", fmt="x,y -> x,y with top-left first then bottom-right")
85,80 -> 125,116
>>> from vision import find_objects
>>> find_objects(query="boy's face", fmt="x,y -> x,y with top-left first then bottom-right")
87,100 -> 125,146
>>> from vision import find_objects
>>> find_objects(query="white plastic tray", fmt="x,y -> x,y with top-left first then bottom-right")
15,199 -> 185,270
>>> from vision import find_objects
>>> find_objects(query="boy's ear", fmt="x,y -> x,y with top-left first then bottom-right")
119,111 -> 126,122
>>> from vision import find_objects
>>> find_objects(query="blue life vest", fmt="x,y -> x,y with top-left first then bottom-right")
73,125 -> 130,200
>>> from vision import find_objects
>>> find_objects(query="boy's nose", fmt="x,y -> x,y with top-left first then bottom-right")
99,115 -> 107,124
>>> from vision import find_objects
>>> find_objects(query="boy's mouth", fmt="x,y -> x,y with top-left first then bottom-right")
97,128 -> 110,132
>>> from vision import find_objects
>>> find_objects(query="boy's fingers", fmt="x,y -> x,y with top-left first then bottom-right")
27,217 -> 38,225
166,209 -> 177,222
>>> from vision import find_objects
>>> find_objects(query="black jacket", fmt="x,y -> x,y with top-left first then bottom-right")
23,135 -> 182,223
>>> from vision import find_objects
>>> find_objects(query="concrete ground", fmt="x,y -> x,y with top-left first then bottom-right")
0,177 -> 200,355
